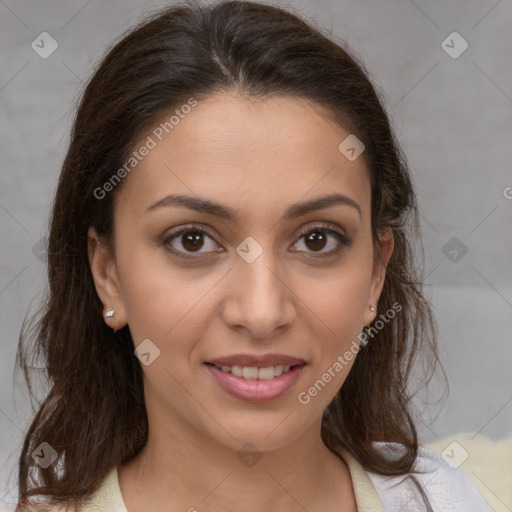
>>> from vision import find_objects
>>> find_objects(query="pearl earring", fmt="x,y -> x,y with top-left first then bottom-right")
369,305 -> 376,312
104,308 -> 119,324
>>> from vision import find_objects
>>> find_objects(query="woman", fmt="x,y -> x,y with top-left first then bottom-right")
15,1 -> 493,511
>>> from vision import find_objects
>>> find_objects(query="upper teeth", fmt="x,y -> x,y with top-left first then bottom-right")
218,365 -> 292,380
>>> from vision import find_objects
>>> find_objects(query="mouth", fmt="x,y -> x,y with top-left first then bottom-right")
203,356 -> 307,402
204,362 -> 305,381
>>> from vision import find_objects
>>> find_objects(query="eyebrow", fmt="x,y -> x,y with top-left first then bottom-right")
145,192 -> 362,220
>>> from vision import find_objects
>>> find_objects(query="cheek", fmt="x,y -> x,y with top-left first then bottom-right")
296,275 -> 370,408
115,242 -> 193,341
115,241 -> 229,368
300,247 -> 374,376
307,253 -> 373,332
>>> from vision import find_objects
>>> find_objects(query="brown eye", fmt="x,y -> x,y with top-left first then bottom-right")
292,224 -> 351,256
163,226 -> 222,259
304,231 -> 328,251
181,230 -> 205,252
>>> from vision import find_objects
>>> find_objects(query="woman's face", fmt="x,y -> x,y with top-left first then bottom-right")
89,92 -> 392,453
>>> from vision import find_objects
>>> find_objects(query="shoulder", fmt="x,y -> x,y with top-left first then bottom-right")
24,467 -> 123,512
366,441 -> 494,512
424,432 -> 512,512
79,466 -> 125,512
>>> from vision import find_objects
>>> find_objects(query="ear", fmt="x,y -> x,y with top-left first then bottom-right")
87,226 -> 127,329
364,227 -> 394,326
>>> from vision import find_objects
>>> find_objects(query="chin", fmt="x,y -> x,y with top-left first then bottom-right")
202,409 -> 316,454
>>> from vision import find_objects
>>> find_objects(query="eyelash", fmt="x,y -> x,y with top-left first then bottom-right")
162,222 -> 352,260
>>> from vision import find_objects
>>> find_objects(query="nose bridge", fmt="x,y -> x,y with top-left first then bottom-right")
239,242 -> 282,310
225,237 -> 293,337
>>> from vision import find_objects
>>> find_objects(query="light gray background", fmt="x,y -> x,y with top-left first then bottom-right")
1,0 -> 511,509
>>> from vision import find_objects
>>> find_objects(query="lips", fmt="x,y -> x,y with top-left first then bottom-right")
205,362 -> 306,402
204,353 -> 307,402
206,353 -> 306,368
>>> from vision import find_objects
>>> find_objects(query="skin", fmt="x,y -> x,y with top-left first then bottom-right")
88,91 -> 393,512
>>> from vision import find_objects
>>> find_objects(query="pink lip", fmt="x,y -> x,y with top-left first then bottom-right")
207,353 -> 305,368
205,363 -> 306,402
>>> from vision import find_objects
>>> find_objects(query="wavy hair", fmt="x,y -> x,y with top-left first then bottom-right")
15,1 -> 445,509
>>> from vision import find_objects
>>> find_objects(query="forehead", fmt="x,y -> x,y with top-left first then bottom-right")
115,92 -> 371,221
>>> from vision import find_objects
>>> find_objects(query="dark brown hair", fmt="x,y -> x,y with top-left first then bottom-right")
15,1 -> 445,509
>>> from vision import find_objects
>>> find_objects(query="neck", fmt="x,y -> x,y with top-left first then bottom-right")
118,410 -> 356,512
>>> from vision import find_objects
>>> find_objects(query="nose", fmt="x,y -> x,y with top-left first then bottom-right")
220,248 -> 295,339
